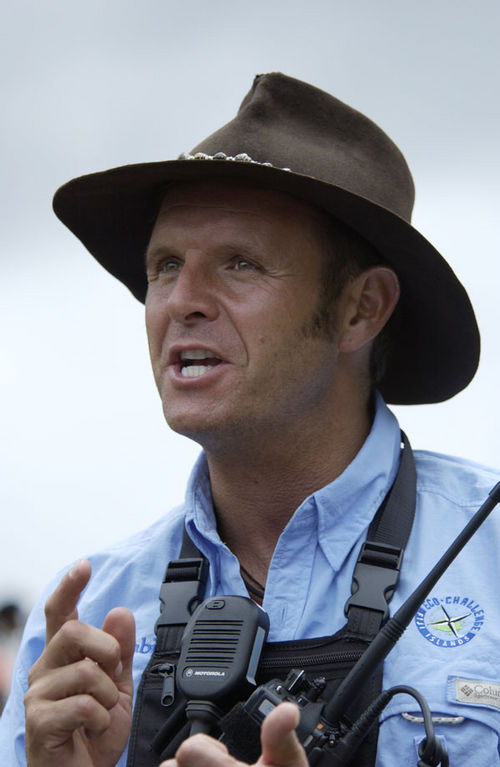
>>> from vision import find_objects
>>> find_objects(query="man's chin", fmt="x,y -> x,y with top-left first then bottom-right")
163,407 -> 217,443
162,408 -> 255,454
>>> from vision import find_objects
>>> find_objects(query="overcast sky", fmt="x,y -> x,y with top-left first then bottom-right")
2,0 -> 500,606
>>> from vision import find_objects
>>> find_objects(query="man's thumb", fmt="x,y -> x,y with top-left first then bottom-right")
259,702 -> 308,767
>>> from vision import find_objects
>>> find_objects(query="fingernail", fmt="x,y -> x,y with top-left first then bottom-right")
68,561 -> 82,579
114,661 -> 123,678
68,559 -> 88,579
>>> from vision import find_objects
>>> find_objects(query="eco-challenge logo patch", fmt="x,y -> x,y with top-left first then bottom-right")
415,596 -> 484,647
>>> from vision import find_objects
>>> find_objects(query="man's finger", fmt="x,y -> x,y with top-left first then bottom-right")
32,620 -> 123,679
25,658 -> 120,710
26,693 -> 112,751
259,702 -> 308,767
44,560 -> 92,643
101,607 -> 136,697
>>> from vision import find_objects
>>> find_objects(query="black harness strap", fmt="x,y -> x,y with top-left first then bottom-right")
126,548 -> 208,766
126,433 -> 417,767
344,432 -> 416,639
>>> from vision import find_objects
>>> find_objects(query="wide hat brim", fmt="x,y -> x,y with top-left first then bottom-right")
52,74 -> 480,406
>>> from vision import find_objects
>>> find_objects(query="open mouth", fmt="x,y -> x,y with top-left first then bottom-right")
179,349 -> 223,378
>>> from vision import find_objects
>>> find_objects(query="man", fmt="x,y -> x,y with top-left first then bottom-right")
1,73 -> 499,766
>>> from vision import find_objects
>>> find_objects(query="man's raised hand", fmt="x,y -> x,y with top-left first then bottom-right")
24,560 -> 136,767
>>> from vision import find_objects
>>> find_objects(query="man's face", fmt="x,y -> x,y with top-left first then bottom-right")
145,181 -> 343,450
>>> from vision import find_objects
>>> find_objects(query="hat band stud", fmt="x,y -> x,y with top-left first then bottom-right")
177,150 -> 291,173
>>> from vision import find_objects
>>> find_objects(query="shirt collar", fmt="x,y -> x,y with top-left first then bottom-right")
313,391 -> 401,572
184,392 -> 401,566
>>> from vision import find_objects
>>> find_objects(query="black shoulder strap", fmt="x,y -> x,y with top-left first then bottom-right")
126,543 -> 208,767
367,432 -> 416,546
344,432 -> 416,638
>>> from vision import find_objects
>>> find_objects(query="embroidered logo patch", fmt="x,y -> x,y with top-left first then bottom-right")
452,676 -> 500,710
414,596 -> 484,647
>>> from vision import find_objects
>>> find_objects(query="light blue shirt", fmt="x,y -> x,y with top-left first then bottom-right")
2,394 -> 500,766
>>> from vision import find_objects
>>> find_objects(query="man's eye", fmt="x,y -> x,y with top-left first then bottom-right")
160,260 -> 181,273
233,258 -> 257,271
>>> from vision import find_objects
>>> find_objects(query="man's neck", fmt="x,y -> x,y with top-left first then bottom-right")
205,398 -> 372,584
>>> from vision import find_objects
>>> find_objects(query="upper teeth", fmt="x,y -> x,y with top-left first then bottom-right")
180,349 -> 213,361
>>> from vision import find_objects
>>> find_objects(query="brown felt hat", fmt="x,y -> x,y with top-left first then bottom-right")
53,72 -> 480,405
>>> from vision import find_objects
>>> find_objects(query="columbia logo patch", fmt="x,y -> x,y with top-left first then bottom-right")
414,595 -> 484,647
451,677 -> 500,710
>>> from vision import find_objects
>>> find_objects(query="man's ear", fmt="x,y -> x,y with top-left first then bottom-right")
337,266 -> 400,353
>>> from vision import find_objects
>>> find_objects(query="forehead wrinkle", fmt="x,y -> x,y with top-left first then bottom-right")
149,203 -> 281,259
152,200 -> 327,250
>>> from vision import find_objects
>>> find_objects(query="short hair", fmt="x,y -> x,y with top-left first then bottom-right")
313,212 -> 399,386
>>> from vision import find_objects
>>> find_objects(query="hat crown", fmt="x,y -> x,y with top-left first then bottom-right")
192,72 -> 415,222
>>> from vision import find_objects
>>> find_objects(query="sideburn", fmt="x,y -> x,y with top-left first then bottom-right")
300,283 -> 338,342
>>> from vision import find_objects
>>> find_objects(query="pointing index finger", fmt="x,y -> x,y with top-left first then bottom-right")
44,559 -> 92,644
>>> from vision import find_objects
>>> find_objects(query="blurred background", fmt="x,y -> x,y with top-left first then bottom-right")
1,1 -> 499,685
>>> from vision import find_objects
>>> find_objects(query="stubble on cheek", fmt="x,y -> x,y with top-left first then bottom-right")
300,288 -> 338,342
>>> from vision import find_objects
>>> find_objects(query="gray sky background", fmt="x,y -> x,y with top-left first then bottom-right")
2,0 -> 499,606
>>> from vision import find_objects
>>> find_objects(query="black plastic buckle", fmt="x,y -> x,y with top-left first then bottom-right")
156,557 -> 208,629
344,541 -> 403,621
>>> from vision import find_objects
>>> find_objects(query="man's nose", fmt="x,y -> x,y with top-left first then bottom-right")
165,262 -> 219,324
